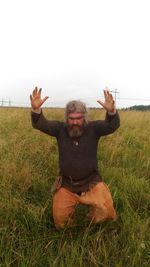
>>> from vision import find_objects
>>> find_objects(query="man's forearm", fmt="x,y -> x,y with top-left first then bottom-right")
106,111 -> 120,131
31,110 -> 42,125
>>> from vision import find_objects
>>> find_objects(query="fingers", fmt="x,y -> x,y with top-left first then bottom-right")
97,100 -> 104,108
38,88 -> 42,97
103,89 -> 107,99
104,89 -> 111,98
97,88 -> 109,106
103,89 -> 114,102
30,94 -> 33,102
32,87 -> 37,98
97,88 -> 116,111
33,86 -> 49,101
41,96 -> 49,105
31,86 -> 41,98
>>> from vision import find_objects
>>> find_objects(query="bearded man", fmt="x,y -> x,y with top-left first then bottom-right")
30,87 -> 120,229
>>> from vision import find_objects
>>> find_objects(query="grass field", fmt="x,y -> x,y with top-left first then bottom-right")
0,107 -> 150,267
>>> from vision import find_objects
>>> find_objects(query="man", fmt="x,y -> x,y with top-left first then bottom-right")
30,86 -> 120,229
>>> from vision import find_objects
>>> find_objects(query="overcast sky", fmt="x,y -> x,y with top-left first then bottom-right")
0,0 -> 150,108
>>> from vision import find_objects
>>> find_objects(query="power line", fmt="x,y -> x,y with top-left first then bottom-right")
1,95 -> 150,108
118,97 -> 150,101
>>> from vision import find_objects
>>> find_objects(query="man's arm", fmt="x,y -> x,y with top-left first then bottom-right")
93,111 -> 120,136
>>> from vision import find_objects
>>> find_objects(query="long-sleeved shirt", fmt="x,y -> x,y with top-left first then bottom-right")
31,111 -> 120,193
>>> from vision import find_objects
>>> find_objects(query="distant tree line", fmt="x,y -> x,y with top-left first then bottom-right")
122,105 -> 150,111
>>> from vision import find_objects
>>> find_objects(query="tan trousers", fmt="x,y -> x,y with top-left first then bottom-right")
53,182 -> 116,229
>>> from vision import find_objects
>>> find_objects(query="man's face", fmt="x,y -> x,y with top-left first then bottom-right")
67,112 -> 85,137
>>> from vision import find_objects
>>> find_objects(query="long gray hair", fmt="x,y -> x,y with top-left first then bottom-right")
65,100 -> 88,122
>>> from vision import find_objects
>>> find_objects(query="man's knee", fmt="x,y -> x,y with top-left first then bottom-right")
94,182 -> 117,221
89,204 -> 117,223
106,206 -> 117,220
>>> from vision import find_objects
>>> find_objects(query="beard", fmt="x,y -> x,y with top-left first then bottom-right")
68,125 -> 85,138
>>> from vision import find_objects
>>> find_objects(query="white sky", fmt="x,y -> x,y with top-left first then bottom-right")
0,0 -> 150,108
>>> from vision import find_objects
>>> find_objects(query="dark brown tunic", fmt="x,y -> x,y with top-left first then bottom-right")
31,111 -> 120,193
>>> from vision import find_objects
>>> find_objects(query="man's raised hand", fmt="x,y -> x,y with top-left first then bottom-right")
97,89 -> 116,114
30,87 -> 49,112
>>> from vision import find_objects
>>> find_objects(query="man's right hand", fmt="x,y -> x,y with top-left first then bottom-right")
30,86 -> 49,113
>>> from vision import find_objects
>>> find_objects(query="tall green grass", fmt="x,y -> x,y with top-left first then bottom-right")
0,108 -> 149,267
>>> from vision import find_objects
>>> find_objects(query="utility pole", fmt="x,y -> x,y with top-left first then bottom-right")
9,98 -> 11,107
